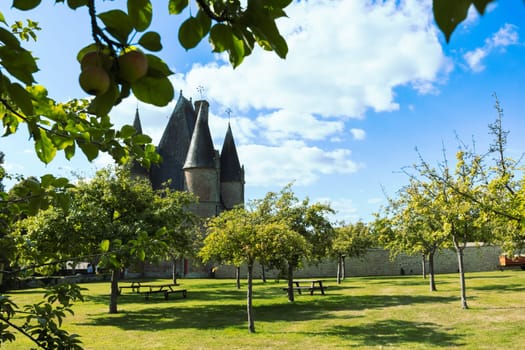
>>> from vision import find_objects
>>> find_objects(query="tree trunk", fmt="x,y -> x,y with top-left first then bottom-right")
337,255 -> 342,285
421,254 -> 427,279
109,268 -> 120,314
171,258 -> 178,285
428,251 -> 437,291
236,266 -> 241,289
454,237 -> 468,309
287,263 -> 295,302
342,255 -> 346,280
247,263 -> 255,333
261,264 -> 266,283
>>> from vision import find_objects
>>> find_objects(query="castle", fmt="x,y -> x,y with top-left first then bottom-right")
131,92 -> 245,277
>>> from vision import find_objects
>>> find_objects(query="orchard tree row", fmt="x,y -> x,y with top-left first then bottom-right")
0,0 -> 509,347
1,166 -> 200,348
373,98 -> 525,309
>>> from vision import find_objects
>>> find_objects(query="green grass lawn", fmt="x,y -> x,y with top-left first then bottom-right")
4,270 -> 525,349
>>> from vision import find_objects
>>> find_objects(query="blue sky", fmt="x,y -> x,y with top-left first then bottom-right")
2,0 -> 525,223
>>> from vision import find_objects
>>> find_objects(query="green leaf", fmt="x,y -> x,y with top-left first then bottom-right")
66,0 -> 88,9
12,0 -> 41,10
0,27 -> 21,47
131,76 -> 174,106
8,82 -> 34,115
34,129 -> 57,164
98,10 -> 133,44
78,142 -> 99,161
137,249 -> 146,261
0,46 -> 38,84
128,0 -> 152,32
0,12 -> 6,25
209,24 -> 245,67
64,144 -> 75,160
138,31 -> 162,51
87,83 -> 119,117
100,239 -> 110,252
132,133 -> 152,145
473,0 -> 495,14
145,54 -> 173,78
168,0 -> 188,14
432,0 -> 471,43
195,9 -> 211,37
119,124 -> 136,138
178,16 -> 207,50
209,24 -> 230,53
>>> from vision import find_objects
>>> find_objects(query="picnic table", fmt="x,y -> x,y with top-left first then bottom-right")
283,279 -> 328,295
118,282 -> 187,300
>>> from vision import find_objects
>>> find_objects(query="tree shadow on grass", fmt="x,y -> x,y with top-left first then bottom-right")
470,283 -> 525,292
82,293 -> 458,331
322,319 -> 465,348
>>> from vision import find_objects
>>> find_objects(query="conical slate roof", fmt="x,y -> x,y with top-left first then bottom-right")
150,92 -> 196,190
183,100 -> 216,169
132,108 -> 143,134
220,123 -> 242,182
129,109 -> 149,178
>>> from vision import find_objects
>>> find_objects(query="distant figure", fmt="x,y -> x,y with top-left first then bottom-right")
87,263 -> 94,274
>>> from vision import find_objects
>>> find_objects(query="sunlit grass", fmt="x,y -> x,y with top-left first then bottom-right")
5,271 -> 525,349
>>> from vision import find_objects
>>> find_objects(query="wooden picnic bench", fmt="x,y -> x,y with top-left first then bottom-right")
118,282 -> 186,300
282,279 -> 328,295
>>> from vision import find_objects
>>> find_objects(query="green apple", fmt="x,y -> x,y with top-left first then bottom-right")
118,50 -> 148,83
81,51 -> 113,71
79,66 -> 111,96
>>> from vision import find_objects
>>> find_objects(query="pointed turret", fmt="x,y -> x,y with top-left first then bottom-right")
129,108 -> 150,178
220,123 -> 244,209
183,100 -> 216,169
183,100 -> 221,217
150,92 -> 196,190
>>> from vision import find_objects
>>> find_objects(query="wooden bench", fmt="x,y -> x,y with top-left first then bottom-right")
118,282 -> 143,295
142,289 -> 187,300
282,280 -> 328,295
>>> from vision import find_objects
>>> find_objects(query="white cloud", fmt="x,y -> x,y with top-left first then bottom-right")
319,197 -> 360,224
239,142 -> 362,187
464,23 -> 519,72
464,48 -> 488,72
350,128 -> 366,141
105,0 -> 449,190
256,110 -> 344,143
176,0 -> 447,120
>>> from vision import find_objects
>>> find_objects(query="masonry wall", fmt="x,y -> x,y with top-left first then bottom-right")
212,245 -> 503,279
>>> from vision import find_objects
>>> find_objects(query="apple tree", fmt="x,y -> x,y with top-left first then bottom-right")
252,184 -> 334,302
331,221 -> 374,285
200,206 -> 308,333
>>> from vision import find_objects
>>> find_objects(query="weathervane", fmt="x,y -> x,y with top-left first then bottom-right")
225,108 -> 232,122
197,85 -> 205,100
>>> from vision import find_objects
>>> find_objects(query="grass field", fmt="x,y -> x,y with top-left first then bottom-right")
4,270 -> 525,349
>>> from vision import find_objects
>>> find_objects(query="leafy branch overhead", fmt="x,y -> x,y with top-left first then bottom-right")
433,0 -> 496,42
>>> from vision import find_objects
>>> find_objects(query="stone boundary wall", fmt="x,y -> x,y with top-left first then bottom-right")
212,245 -> 503,279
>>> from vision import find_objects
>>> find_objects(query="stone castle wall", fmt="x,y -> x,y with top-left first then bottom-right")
211,245 -> 503,279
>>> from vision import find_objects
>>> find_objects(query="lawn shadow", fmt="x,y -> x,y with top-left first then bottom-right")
323,319 -> 465,348
82,292 -> 458,332
470,283 -> 525,292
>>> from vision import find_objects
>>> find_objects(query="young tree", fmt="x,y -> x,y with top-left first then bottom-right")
415,144 -> 489,309
376,179 -> 449,291
200,205 -> 308,333
253,185 -> 334,302
332,221 -> 374,284
13,167 -> 198,314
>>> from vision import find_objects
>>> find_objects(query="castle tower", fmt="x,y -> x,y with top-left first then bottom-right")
183,100 -> 221,217
150,92 -> 196,190
220,123 -> 244,209
129,108 -> 150,178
